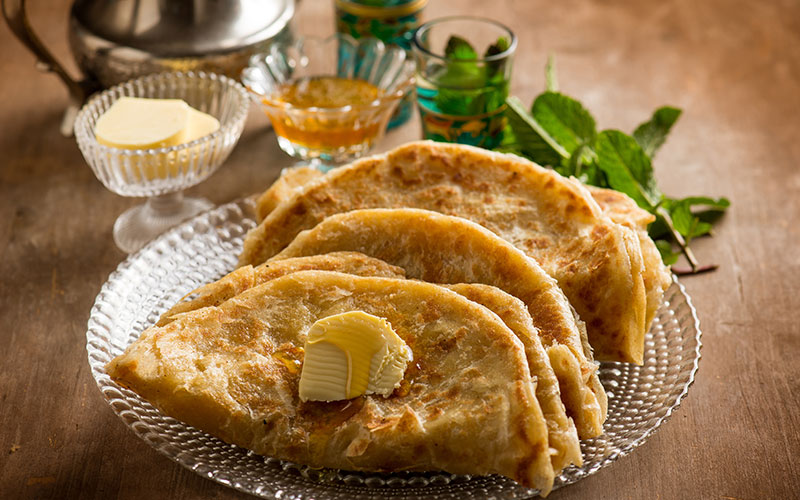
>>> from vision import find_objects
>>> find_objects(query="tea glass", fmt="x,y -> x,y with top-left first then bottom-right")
412,16 -> 516,148
241,34 -> 415,171
74,72 -> 250,253
334,0 -> 428,128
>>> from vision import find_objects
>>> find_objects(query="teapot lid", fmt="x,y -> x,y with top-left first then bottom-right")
72,0 -> 295,56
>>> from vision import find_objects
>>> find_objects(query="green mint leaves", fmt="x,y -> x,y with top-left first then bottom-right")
432,36 -> 511,117
595,130 -> 661,210
633,106 -> 682,158
496,66 -> 729,274
445,36 -> 478,61
503,96 -> 566,165
533,92 -> 597,157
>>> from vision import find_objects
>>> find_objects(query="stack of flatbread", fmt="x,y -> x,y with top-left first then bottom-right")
107,141 -> 670,495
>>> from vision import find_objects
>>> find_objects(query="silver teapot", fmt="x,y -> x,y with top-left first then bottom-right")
3,0 -> 294,133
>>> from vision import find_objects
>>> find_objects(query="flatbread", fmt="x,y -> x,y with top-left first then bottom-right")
270,208 -> 607,438
446,283 -> 582,472
587,186 -> 672,328
107,271 -> 555,493
256,166 -> 324,222
240,141 -> 648,364
155,246 -> 581,467
254,165 -> 669,335
156,253 -> 582,469
157,252 -> 405,326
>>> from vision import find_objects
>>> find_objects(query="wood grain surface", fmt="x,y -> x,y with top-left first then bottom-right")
1,0 -> 799,499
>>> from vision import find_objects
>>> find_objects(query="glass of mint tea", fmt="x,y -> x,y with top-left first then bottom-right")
412,16 -> 516,148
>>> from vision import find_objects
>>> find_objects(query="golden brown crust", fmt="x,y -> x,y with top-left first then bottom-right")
157,252 -> 405,326
240,141 -> 647,364
107,271 -> 555,493
586,185 -> 672,330
445,283 -> 582,472
158,246 -> 582,469
256,166 -> 325,222
271,208 -> 606,438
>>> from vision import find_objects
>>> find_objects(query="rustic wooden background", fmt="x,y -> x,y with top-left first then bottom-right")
1,0 -> 799,499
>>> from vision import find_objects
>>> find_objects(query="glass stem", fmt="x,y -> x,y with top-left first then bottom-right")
145,192 -> 185,218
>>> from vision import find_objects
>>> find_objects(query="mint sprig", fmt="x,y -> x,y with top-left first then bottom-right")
432,36 -> 511,117
496,63 -> 729,274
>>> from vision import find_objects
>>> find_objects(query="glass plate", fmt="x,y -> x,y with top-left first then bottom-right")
86,197 -> 702,499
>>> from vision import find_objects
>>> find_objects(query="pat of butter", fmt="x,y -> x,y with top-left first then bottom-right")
95,97 -> 191,149
298,311 -> 413,402
95,97 -> 220,149
185,108 -> 221,143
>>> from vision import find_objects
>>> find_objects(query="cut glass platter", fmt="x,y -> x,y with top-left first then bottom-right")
86,197 -> 702,499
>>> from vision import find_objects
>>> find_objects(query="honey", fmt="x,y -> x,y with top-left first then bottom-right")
276,77 -> 380,108
265,76 -> 385,150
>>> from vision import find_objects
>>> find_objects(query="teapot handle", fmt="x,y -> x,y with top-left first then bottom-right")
2,0 -> 97,104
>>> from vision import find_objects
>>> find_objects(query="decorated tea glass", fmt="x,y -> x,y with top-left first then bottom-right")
412,16 -> 516,148
334,0 -> 428,128
241,34 -> 415,171
74,72 -> 249,253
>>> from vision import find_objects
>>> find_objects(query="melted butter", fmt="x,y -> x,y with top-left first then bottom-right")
272,346 -> 304,375
298,311 -> 413,402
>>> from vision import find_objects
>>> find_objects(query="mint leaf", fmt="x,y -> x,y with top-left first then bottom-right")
579,163 -> 606,186
436,61 -> 484,88
493,126 -> 523,155
664,195 -> 729,240
485,36 -> 510,58
505,96 -> 567,166
437,36 -> 484,88
435,87 -> 479,115
485,37 -> 511,79
532,92 -> 597,156
445,36 -> 477,60
557,145 -> 587,178
655,240 -> 681,266
674,196 -> 730,211
669,199 -> 694,237
633,106 -> 682,158
671,202 -> 712,241
595,130 -> 662,210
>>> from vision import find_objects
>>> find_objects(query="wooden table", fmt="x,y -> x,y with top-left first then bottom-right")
2,0 -> 798,498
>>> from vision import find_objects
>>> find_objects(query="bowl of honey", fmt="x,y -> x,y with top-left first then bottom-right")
242,34 -> 415,168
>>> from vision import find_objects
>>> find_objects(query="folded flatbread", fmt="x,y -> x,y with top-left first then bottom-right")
154,252 -> 582,470
270,208 -> 607,438
107,271 -> 555,493
256,166 -> 324,221
157,252 -> 405,326
586,186 -> 672,328
445,283 -> 582,472
254,164 -> 670,335
240,141 -> 648,364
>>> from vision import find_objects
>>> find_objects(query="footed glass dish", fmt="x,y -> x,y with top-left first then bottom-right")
242,34 -> 415,170
87,197 -> 702,499
74,72 -> 250,253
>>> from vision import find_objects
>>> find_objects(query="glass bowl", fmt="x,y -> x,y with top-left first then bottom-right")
74,71 -> 250,253
242,34 -> 415,169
